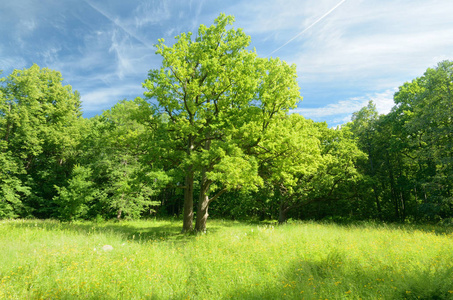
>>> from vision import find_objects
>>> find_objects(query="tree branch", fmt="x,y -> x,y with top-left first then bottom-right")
208,187 -> 228,204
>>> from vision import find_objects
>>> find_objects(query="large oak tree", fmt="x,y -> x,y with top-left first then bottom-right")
143,14 -> 301,232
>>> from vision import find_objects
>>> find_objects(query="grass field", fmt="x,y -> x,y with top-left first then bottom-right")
1,219 -> 453,299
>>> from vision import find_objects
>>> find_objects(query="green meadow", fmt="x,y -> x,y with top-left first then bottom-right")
1,219 -> 453,299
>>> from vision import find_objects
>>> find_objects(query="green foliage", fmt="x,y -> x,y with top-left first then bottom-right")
350,60 -> 453,222
79,99 -> 168,220
0,149 -> 30,218
255,114 -> 365,222
0,65 -> 168,221
0,83 -> 29,218
1,64 -> 82,160
53,165 -> 95,221
0,64 -> 84,218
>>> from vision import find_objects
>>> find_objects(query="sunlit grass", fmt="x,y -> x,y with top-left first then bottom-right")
1,219 -> 453,299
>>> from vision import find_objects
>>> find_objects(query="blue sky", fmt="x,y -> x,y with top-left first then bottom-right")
1,0 -> 453,126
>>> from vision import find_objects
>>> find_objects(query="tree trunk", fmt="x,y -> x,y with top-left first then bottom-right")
385,151 -> 400,221
278,199 -> 288,224
400,191 -> 406,221
367,150 -> 382,220
278,207 -> 287,224
374,187 -> 382,220
195,192 -> 209,233
182,134 -> 195,233
182,169 -> 194,232
194,132 -> 212,233
195,171 -> 210,233
117,193 -> 125,221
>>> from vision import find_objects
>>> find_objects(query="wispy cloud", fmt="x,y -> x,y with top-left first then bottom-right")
232,0 -> 309,34
107,29 -> 158,80
80,84 -> 144,113
83,0 -> 155,50
134,1 -> 171,28
267,0 -> 347,57
19,19 -> 36,33
292,89 -> 396,126
0,56 -> 27,72
292,98 -> 366,119
257,0 -> 453,125
188,0 -> 206,31
41,46 -> 62,65
2,0 -> 453,125
288,1 -> 453,83
233,0 -> 453,85
108,30 -> 134,80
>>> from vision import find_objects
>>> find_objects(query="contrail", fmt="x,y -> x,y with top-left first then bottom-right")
83,0 -> 154,50
267,0 -> 347,57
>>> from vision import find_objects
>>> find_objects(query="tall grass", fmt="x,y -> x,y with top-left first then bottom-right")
1,219 -> 453,299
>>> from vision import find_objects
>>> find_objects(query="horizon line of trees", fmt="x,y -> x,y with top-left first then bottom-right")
1,14 -> 452,231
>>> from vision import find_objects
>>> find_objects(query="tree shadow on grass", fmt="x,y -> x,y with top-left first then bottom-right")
298,219 -> 453,237
225,249 -> 453,300
7,219 -> 221,244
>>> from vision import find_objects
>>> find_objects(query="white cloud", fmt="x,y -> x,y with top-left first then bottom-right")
0,56 -> 27,73
84,0 -> 155,50
292,98 -> 367,119
109,30 -> 134,80
229,0 -> 453,89
188,0 -> 205,31
3,0 -> 452,124
20,19 -> 36,33
134,1 -> 171,28
80,84 -> 143,113
233,0 -> 319,35
372,89 -> 396,115
285,1 -> 453,84
292,89 -> 396,126
41,47 -> 62,65
267,0 -> 347,57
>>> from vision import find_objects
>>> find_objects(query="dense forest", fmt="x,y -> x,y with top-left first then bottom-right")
1,15 -> 452,231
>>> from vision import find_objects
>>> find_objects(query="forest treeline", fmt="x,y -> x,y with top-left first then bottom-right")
1,15 -> 452,231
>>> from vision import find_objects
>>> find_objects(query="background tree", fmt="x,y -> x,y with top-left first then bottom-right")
79,99 -> 168,220
0,64 -> 85,218
0,75 -> 30,217
53,165 -> 95,221
262,117 -> 365,223
349,60 -> 453,222
252,114 -> 320,223
348,101 -> 383,219
392,60 -> 453,221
